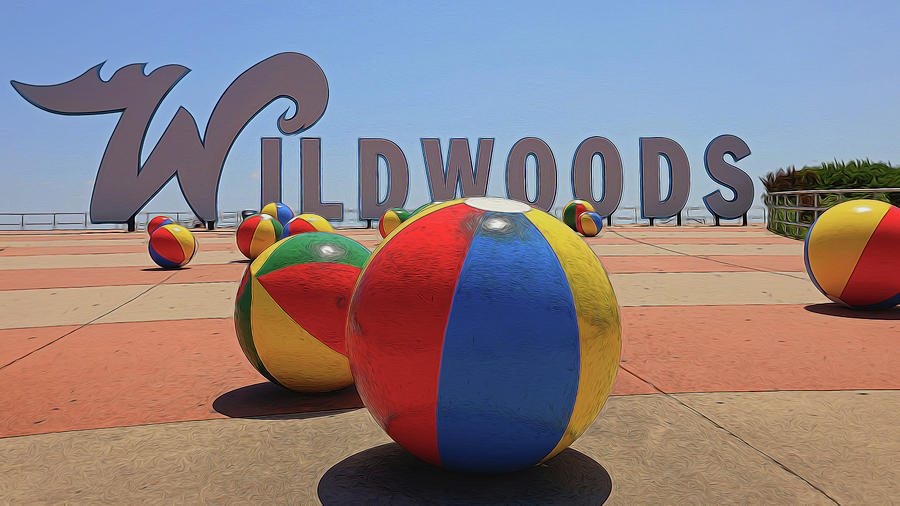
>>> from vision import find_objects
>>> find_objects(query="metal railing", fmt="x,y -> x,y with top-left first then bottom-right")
764,187 -> 900,237
1,204 -> 771,231
0,211 -> 246,231
0,212 -> 94,230
0,209 -> 375,231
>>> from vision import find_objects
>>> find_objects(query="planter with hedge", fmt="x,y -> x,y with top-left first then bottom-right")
762,159 -> 900,239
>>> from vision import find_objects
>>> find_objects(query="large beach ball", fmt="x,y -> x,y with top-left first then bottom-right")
149,224 -> 196,269
260,202 -> 294,228
805,199 -> 900,308
147,215 -> 174,236
412,201 -> 444,215
347,197 -> 622,474
378,208 -> 411,238
562,199 -> 595,231
236,214 -> 283,259
576,211 -> 604,237
234,233 -> 370,392
281,213 -> 335,239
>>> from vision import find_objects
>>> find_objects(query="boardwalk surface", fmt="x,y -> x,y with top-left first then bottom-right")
0,225 -> 897,504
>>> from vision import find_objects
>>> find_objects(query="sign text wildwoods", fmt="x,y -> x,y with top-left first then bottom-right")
12,52 -> 753,224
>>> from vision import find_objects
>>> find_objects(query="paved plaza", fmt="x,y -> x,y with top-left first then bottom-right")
0,225 -> 897,504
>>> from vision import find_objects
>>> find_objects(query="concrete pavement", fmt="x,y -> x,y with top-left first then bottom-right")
0,224 -> 897,504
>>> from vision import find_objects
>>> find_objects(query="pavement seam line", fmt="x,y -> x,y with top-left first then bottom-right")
0,408 -> 363,441
608,230 -> 808,280
0,272 -> 179,371
619,364 -> 841,505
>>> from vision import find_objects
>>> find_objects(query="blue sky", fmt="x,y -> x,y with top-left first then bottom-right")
2,1 -> 899,222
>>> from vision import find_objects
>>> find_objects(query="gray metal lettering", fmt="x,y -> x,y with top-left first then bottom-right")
640,137 -> 690,219
260,137 -> 282,207
11,52 -> 328,223
300,138 -> 344,220
422,138 -> 493,200
505,137 -> 557,211
703,135 -> 753,219
358,139 -> 409,220
572,137 -> 623,217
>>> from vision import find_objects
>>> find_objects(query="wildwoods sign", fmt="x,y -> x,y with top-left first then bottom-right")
11,52 -> 754,224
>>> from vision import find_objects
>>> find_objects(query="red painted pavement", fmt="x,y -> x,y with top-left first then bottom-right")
0,242 -> 235,256
0,256 -> 804,291
620,304 -> 899,394
0,317 -> 655,438
0,325 -> 80,366
0,264 -> 247,291
4,302 -> 897,438
0,319 -> 258,438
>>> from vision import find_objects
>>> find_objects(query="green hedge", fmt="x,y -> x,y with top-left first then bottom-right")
762,159 -> 900,239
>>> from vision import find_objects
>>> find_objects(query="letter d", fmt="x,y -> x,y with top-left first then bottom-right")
358,139 -> 409,220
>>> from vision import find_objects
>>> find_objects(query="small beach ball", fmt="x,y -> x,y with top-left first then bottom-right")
576,211 -> 604,237
260,202 -> 294,228
347,197 -> 621,474
234,233 -> 370,392
378,208 -> 411,238
281,213 -> 335,239
149,224 -> 196,269
147,215 -> 174,235
805,199 -> 900,309
236,214 -> 283,259
562,200 -> 595,231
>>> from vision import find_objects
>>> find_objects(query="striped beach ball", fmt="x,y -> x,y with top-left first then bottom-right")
576,211 -> 604,237
234,233 -> 370,392
805,199 -> 900,309
281,213 -> 335,239
562,199 -> 595,231
149,224 -> 196,269
347,197 -> 621,474
378,208 -> 411,238
236,214 -> 283,259
260,202 -> 294,228
147,215 -> 174,235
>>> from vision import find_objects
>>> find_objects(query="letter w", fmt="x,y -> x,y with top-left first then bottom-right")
10,52 -> 328,223
422,138 -> 493,201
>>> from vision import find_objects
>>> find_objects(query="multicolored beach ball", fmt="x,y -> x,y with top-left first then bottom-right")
378,208 -> 411,238
347,197 -> 622,474
234,233 -> 370,392
147,215 -> 174,235
236,214 -> 283,260
260,202 -> 294,228
562,199 -> 595,231
805,199 -> 900,309
576,211 -> 604,237
281,213 -> 335,239
148,224 -> 196,269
